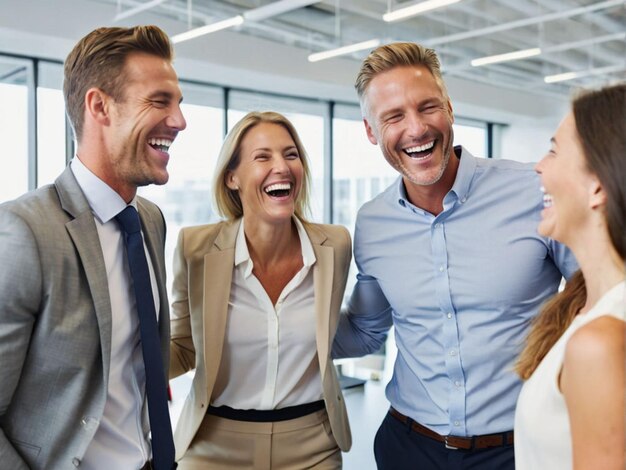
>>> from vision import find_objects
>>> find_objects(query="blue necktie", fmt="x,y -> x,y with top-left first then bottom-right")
116,206 -> 175,470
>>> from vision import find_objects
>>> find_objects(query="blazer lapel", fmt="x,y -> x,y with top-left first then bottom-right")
202,220 -> 240,390
308,225 -> 334,375
56,167 -> 113,386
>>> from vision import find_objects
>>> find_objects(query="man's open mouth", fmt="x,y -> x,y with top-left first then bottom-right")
404,140 -> 435,159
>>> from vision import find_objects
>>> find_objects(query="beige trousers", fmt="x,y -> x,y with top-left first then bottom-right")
178,408 -> 342,470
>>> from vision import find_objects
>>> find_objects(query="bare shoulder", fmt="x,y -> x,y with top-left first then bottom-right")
565,315 -> 625,368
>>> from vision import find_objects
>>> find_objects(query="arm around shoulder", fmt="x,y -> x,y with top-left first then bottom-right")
561,315 -> 625,470
332,271 -> 393,359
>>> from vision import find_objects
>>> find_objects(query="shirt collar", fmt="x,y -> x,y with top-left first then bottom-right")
70,156 -> 135,223
234,217 -> 316,278
395,145 -> 477,209
449,146 -> 476,204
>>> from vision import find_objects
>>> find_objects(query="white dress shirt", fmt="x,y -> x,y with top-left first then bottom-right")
71,157 -> 160,469
211,217 -> 324,410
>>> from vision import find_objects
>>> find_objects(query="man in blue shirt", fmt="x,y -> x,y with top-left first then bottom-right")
332,42 -> 577,469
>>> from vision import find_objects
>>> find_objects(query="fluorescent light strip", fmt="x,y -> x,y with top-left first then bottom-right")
308,39 -> 381,62
544,64 -> 625,84
383,0 -> 462,22
243,0 -> 318,22
171,16 -> 244,44
471,47 -> 541,67
544,72 -> 578,83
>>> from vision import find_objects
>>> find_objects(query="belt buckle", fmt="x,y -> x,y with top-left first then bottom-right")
444,436 -> 458,450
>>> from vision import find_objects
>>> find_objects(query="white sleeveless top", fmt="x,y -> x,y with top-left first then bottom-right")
514,281 -> 625,469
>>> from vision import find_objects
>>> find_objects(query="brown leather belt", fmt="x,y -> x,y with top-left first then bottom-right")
389,407 -> 514,451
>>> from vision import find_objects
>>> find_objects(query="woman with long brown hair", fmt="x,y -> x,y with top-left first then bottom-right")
514,83 -> 626,469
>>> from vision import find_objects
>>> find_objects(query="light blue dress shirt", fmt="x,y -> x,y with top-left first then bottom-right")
333,147 -> 578,437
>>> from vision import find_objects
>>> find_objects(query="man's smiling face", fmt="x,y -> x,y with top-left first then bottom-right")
363,65 -> 455,189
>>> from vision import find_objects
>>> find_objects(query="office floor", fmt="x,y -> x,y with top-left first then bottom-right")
341,379 -> 389,470
169,375 -> 389,470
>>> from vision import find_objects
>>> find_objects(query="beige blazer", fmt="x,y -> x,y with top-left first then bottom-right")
170,219 -> 352,460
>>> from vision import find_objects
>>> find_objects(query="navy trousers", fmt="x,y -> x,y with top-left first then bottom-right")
374,412 -> 515,470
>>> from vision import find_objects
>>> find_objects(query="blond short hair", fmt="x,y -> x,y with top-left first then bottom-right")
355,42 -> 449,115
63,25 -> 173,142
213,111 -> 311,222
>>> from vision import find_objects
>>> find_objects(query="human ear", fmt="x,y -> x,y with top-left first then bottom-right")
364,118 -> 378,145
588,177 -> 607,210
225,171 -> 239,191
84,88 -> 110,126
447,99 -> 455,124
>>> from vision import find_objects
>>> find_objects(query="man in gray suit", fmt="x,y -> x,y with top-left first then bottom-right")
0,25 -> 186,469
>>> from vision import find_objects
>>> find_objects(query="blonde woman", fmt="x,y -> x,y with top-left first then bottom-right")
169,111 -> 352,469
515,84 -> 626,469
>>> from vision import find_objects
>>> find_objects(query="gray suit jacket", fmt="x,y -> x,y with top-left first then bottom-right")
169,219 -> 353,460
0,167 -> 171,469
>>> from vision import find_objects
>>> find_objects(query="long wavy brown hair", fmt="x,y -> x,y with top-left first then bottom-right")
516,83 -> 626,379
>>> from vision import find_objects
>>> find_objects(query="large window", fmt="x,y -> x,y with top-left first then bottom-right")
37,61 -> 68,187
454,118 -> 488,158
332,104 -> 397,231
0,57 -> 30,201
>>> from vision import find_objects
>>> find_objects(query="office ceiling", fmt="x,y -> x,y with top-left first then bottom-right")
93,0 -> 625,97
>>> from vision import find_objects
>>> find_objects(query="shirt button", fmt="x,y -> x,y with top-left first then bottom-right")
72,458 -> 81,467
461,197 -> 467,203
454,421 -> 460,426
434,223 -> 440,228
449,350 -> 456,356
447,312 -> 452,319
439,266 -> 444,272
455,381 -> 461,387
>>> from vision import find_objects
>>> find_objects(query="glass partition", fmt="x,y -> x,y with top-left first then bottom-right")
0,56 -> 30,201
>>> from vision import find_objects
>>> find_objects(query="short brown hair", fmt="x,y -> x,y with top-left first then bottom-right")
355,42 -> 448,114
213,111 -> 311,222
63,25 -> 173,141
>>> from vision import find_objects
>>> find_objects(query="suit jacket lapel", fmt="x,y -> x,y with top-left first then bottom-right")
56,167 -> 113,386
308,224 -> 334,375
203,220 -> 240,390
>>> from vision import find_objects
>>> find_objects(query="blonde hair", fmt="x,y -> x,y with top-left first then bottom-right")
63,25 -> 173,142
213,111 -> 311,221
355,42 -> 449,115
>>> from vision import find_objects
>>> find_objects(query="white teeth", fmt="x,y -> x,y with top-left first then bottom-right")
540,186 -> 553,207
265,183 -> 291,193
405,141 -> 435,153
148,138 -> 173,149
543,194 -> 553,208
